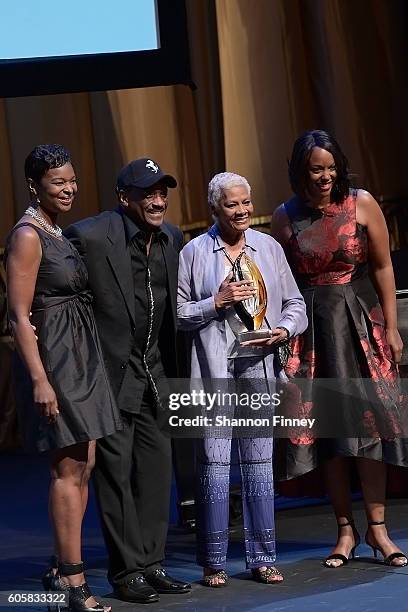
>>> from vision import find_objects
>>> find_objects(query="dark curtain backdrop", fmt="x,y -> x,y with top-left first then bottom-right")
2,0 -> 408,444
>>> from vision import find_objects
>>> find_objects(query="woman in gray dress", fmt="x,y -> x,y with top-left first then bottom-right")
6,144 -> 121,611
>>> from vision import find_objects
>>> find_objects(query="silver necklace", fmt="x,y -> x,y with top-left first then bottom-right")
24,205 -> 62,238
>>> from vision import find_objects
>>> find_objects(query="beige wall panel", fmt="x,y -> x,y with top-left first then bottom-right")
216,0 -> 297,212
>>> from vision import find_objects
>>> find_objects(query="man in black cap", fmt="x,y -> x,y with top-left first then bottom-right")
64,158 -> 190,604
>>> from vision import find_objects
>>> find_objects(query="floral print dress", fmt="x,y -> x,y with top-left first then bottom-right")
276,191 -> 408,485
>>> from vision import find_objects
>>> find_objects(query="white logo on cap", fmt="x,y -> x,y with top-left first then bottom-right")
146,160 -> 159,173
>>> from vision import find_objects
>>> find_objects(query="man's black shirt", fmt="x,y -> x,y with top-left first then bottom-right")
118,211 -> 168,413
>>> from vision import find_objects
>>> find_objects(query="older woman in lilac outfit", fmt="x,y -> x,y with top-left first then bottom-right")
177,173 -> 307,587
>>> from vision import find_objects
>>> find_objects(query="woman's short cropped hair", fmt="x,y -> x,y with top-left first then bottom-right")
208,172 -> 251,209
24,144 -> 72,184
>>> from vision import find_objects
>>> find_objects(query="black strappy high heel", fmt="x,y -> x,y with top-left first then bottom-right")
49,562 -> 111,612
323,520 -> 360,568
365,520 -> 408,566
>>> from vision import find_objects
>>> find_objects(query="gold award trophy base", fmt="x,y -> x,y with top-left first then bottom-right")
238,329 -> 271,343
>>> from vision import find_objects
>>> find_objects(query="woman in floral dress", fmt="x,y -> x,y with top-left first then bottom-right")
272,130 -> 408,569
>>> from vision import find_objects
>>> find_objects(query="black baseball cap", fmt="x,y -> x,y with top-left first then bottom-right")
116,158 -> 177,191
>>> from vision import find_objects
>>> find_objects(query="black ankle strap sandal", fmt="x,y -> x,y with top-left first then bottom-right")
366,521 -> 408,567
53,562 -> 110,611
323,520 -> 360,568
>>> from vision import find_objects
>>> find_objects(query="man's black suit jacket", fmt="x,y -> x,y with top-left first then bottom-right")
64,208 -> 183,410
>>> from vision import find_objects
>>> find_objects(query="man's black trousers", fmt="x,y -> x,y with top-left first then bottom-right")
93,392 -> 172,585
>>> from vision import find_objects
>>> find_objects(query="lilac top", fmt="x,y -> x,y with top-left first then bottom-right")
177,225 -> 308,379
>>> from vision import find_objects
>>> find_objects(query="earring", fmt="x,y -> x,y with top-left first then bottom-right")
29,188 -> 40,204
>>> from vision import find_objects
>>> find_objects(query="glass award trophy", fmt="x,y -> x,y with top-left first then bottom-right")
230,252 -> 269,342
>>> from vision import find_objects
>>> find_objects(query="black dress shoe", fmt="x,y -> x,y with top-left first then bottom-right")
145,568 -> 191,594
114,575 -> 159,604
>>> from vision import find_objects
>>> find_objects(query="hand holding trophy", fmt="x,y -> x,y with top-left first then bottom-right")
229,252 -> 290,354
215,270 -> 257,309
229,251 -> 269,342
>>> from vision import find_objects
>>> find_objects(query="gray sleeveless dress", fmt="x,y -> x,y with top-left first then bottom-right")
6,223 -> 122,452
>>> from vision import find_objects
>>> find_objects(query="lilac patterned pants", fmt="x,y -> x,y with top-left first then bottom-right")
195,357 -> 276,569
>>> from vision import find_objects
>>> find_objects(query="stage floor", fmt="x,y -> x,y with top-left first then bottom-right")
1,452 -> 407,611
